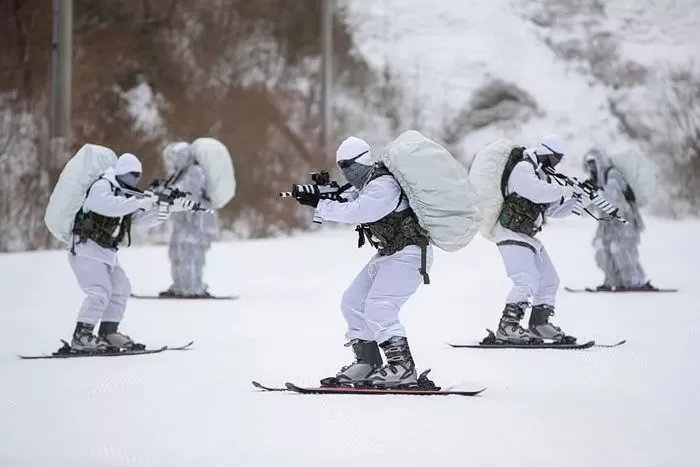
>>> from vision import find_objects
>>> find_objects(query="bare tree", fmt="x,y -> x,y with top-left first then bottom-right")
650,63 -> 700,215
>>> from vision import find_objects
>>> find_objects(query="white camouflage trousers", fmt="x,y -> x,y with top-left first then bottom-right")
594,238 -> 647,288
341,245 -> 433,345
499,244 -> 560,306
69,254 -> 132,325
168,242 -> 208,295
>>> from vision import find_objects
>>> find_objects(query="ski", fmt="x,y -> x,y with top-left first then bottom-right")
252,369 -> 485,396
447,340 -> 596,349
18,341 -> 194,360
252,381 -> 484,396
130,294 -> 239,300
446,329 -> 624,349
447,340 -> 626,349
564,286 -> 677,293
283,383 -> 485,396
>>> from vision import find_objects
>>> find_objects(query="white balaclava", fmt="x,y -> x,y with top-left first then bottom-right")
526,134 -> 566,168
335,136 -> 373,189
115,152 -> 143,188
583,148 -> 612,188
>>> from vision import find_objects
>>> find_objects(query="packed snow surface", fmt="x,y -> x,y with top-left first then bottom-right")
1,216 -> 698,466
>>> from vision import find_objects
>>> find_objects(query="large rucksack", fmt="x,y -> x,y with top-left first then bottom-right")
467,138 -> 521,242
191,137 -> 236,209
44,144 -> 118,244
606,150 -> 656,208
380,130 -> 483,252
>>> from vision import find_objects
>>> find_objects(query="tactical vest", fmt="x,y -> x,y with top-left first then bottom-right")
72,179 -> 132,251
356,164 -> 431,283
497,148 -> 549,237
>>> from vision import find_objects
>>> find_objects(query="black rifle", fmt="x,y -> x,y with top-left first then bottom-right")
121,176 -> 213,220
280,170 -> 352,223
280,170 -> 351,200
542,166 -> 628,224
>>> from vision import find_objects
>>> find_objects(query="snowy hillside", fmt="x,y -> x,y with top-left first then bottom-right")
344,0 -> 700,173
1,217 -> 699,466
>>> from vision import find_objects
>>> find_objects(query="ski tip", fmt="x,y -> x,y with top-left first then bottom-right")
163,341 -> 194,351
597,339 -> 627,348
251,381 -> 270,390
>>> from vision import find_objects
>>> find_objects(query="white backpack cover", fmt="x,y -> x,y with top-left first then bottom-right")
191,137 -> 236,209
468,139 -> 519,242
380,130 -> 483,252
44,144 -> 118,244
608,150 -> 656,208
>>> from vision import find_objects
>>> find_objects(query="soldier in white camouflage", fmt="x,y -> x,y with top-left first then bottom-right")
584,148 -> 652,291
160,142 -> 219,298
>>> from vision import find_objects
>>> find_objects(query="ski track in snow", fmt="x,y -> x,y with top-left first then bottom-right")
1,217 -> 699,466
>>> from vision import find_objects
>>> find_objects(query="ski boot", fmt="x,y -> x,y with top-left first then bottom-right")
159,287 -> 182,298
493,302 -> 542,344
70,322 -> 109,353
367,336 -> 419,388
528,304 -> 576,344
159,287 -> 212,298
320,339 -> 384,387
98,321 -> 146,351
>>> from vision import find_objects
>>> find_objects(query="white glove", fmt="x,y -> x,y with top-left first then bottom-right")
170,197 -> 196,212
136,195 -> 157,210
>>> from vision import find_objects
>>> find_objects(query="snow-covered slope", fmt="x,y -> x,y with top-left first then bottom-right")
1,217 -> 699,466
344,0 -> 700,173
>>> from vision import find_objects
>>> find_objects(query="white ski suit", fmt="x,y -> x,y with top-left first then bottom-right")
492,160 -> 579,306
585,149 -> 647,288
314,176 -> 433,345
163,143 -> 219,296
70,169 -> 163,325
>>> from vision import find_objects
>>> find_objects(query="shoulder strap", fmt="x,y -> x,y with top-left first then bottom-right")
85,176 -> 110,197
604,166 -> 636,203
603,166 -> 613,184
366,163 -> 392,184
500,147 -> 531,197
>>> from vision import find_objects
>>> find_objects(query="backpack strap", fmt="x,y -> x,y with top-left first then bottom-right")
603,166 -> 613,184
419,244 -> 430,285
500,147 -> 531,197
71,177 -> 108,255
605,166 -> 636,204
